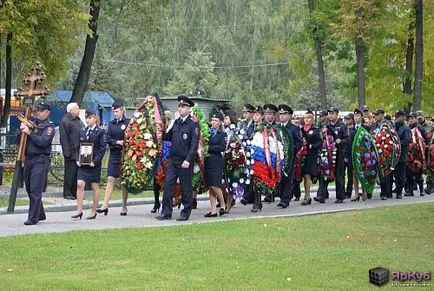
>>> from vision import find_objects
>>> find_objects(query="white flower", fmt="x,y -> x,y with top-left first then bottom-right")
232,182 -> 238,188
136,118 -> 143,124
240,129 -> 246,135
250,159 -> 254,164
230,124 -> 236,130
246,152 -> 250,158
134,112 -> 141,118
250,170 -> 254,175
246,160 -> 250,165
145,161 -> 153,169
193,165 -> 200,173
245,179 -> 251,185
143,133 -> 152,140
238,135 -> 243,140
246,140 -> 251,145
230,142 -> 237,148
242,142 -> 246,147
239,178 -> 245,184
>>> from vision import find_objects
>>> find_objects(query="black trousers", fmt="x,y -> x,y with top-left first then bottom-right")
292,179 -> 301,199
379,175 -> 392,198
317,159 -> 345,200
161,161 -> 193,218
242,182 -> 254,203
345,159 -> 353,195
279,167 -> 294,204
405,166 -> 423,193
24,155 -> 48,223
393,162 -> 406,195
63,157 -> 78,198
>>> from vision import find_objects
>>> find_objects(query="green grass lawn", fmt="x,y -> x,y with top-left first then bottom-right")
85,189 -> 154,201
0,203 -> 433,290
0,197 -> 32,208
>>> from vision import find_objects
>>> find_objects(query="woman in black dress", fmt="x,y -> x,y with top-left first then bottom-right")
204,112 -> 227,217
300,111 -> 322,205
71,109 -> 106,220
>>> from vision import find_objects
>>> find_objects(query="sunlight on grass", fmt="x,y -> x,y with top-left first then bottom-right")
0,203 -> 432,290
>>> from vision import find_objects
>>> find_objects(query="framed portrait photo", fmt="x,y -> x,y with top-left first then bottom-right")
79,142 -> 93,165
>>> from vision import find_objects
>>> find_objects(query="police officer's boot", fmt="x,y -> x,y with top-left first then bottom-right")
251,190 -> 262,213
418,181 -> 425,196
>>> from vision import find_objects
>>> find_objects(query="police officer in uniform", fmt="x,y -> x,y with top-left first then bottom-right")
98,100 -> 130,216
263,104 -> 278,127
315,107 -> 349,203
276,104 -> 303,208
20,101 -> 55,225
238,103 -> 255,138
156,95 -> 200,221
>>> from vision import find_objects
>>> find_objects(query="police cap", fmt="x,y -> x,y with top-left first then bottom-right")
263,104 -> 278,114
112,100 -> 124,110
177,95 -> 194,107
36,101 -> 52,111
278,104 -> 293,114
85,108 -> 97,118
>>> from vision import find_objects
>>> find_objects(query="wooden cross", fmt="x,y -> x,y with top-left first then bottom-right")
7,62 -> 49,214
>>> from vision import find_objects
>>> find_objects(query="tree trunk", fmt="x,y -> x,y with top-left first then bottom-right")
355,37 -> 366,107
403,22 -> 414,112
0,33 -> 12,128
70,0 -> 101,104
412,0 -> 423,111
309,0 -> 327,109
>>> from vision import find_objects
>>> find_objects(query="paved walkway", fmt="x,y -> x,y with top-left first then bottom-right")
0,188 -> 432,237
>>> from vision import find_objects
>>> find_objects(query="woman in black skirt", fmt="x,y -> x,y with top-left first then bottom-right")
204,112 -> 227,217
300,110 -> 322,205
71,109 -> 106,220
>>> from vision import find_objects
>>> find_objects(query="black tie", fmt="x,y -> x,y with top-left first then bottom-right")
86,128 -> 92,139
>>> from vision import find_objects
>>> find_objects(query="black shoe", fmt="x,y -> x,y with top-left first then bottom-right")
120,212 -> 128,216
204,212 -> 217,217
413,184 -> 418,191
294,197 -> 300,201
151,203 -> 161,213
192,199 -> 198,209
392,188 -> 397,193
404,188 -> 410,194
216,201 -> 221,208
64,195 -> 76,200
86,213 -> 97,220
156,215 -> 171,220
240,198 -> 247,205
381,196 -> 388,200
301,198 -> 312,205
396,194 -> 402,199
96,208 -> 109,215
424,186 -> 432,195
176,216 -> 189,221
231,199 -> 236,207
277,202 -> 289,208
334,199 -> 344,204
24,220 -> 37,225
313,197 -> 324,203
263,196 -> 273,203
251,204 -> 262,213
404,193 -> 414,197
71,212 -> 83,219
219,208 -> 227,216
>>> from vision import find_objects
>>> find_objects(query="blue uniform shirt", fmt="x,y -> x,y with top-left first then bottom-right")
25,118 -> 55,157
165,116 -> 200,165
106,116 -> 130,152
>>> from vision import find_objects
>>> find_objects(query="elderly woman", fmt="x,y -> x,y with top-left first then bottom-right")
204,112 -> 227,217
71,109 -> 106,220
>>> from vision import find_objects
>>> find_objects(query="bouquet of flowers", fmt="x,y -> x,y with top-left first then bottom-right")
250,124 -> 285,192
407,127 -> 426,172
276,126 -> 293,177
224,126 -> 252,198
374,125 -> 397,177
318,127 -> 337,181
155,141 -> 172,190
352,126 -> 379,195
191,104 -> 209,194
121,100 -> 161,194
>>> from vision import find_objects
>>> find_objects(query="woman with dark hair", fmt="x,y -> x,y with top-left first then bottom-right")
72,109 -> 106,220
204,112 -> 227,217
300,110 -> 322,205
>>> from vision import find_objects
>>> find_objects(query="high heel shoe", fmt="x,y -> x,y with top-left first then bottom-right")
251,204 -> 262,213
96,208 -> 109,215
301,198 -> 312,205
350,195 -> 360,202
71,212 -> 83,219
151,204 -> 160,213
86,213 -> 97,220
204,212 -> 217,217
219,208 -> 227,216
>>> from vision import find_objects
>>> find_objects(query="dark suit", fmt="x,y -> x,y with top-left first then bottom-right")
23,118 -> 55,223
77,126 -> 106,183
161,116 -> 200,219
279,122 -> 303,204
59,113 -> 84,198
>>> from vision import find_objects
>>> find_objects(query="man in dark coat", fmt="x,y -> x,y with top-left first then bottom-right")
393,110 -> 412,199
276,104 -> 303,207
59,102 -> 84,199
156,96 -> 200,221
